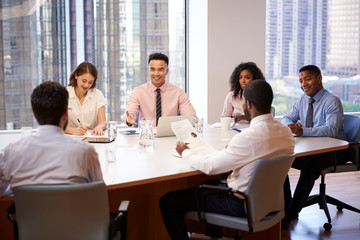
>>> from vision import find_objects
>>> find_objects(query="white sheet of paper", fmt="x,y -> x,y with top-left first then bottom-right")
171,120 -> 218,155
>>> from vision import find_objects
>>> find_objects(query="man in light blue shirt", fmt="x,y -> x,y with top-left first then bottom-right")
281,65 -> 347,228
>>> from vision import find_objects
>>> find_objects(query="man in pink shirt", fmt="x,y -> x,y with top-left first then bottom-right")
123,53 -> 197,126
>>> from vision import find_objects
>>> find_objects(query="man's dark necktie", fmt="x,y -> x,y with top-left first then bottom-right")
305,97 -> 314,127
156,88 -> 161,126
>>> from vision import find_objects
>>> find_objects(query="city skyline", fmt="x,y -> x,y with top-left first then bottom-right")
0,0 -> 185,130
266,0 -> 360,115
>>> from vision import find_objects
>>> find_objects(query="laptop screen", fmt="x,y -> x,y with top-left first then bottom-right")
155,115 -> 194,137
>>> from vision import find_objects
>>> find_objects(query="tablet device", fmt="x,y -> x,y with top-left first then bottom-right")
156,115 -> 194,137
83,137 -> 115,143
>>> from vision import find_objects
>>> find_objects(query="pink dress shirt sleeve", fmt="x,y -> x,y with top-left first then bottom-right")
221,92 -> 245,117
176,88 -> 197,119
222,92 -> 235,117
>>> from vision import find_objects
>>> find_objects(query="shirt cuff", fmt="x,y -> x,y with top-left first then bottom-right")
182,149 -> 191,159
302,127 -> 311,136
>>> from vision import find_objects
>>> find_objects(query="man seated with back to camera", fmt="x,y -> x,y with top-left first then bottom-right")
0,81 -> 123,239
281,65 -> 348,228
159,80 -> 295,240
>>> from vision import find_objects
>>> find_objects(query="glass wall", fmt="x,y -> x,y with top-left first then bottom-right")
266,0 -> 360,116
0,0 -> 185,130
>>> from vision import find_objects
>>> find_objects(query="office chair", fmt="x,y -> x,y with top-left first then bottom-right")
187,153 -> 296,239
302,114 -> 360,230
7,182 -> 129,240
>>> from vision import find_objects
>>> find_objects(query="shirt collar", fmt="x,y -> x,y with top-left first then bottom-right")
148,81 -> 167,92
36,125 -> 64,138
310,88 -> 325,103
68,86 -> 77,99
68,86 -> 94,101
249,113 -> 273,127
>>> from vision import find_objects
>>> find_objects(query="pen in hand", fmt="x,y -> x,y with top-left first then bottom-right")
76,118 -> 87,135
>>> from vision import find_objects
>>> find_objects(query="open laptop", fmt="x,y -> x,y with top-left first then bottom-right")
155,115 -> 194,137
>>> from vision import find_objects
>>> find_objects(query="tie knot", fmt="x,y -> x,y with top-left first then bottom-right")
156,88 -> 161,93
309,97 -> 314,104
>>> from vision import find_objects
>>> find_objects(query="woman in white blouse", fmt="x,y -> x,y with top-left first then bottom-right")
65,62 -> 107,136
222,62 -> 265,122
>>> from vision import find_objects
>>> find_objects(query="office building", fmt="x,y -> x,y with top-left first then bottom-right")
0,1 -> 68,130
0,0 -> 185,129
325,0 -> 360,77
266,0 -> 327,79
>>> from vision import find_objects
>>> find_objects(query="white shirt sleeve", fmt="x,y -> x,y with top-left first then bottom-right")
182,133 -> 254,175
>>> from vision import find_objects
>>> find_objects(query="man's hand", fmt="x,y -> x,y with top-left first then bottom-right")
125,110 -> 138,126
176,141 -> 189,156
287,122 -> 303,136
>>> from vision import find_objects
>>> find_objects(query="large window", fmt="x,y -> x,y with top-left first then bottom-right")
0,0 -> 186,130
266,0 -> 360,116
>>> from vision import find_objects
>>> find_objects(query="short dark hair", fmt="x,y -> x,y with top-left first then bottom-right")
68,61 -> 98,89
299,65 -> 322,76
243,79 -> 273,114
230,62 -> 265,99
31,81 -> 69,125
148,53 -> 169,66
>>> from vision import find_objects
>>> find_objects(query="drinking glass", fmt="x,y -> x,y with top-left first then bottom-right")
195,117 -> 204,133
105,143 -> 116,163
107,121 -> 117,138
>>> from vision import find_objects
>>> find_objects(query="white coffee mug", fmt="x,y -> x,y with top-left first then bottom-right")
220,117 -> 231,130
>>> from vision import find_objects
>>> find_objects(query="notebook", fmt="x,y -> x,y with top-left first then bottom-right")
155,115 -> 194,137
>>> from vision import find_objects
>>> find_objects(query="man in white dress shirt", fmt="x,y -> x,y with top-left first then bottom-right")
159,80 -> 295,239
0,81 -> 103,196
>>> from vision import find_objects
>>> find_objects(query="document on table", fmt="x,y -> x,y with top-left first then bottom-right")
67,130 -> 113,140
171,120 -> 218,155
66,130 -> 93,139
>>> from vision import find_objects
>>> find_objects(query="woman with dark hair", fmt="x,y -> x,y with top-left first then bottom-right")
65,62 -> 107,136
221,62 -> 265,122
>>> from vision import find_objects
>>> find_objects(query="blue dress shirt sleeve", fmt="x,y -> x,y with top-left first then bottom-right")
281,99 -> 301,126
302,96 -> 344,138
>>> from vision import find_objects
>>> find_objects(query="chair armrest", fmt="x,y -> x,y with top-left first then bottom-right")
198,184 -> 247,199
348,142 -> 360,147
198,184 -> 233,194
118,200 -> 130,212
110,200 -> 130,240
328,142 -> 360,173
192,184 -> 247,222
113,200 -> 129,222
6,203 -> 18,240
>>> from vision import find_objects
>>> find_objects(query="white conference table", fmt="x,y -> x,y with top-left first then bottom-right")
95,124 -> 349,189
0,124 -> 348,189
0,124 -> 349,240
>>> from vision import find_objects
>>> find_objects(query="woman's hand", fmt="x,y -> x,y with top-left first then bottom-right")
71,126 -> 88,136
91,124 -> 105,136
